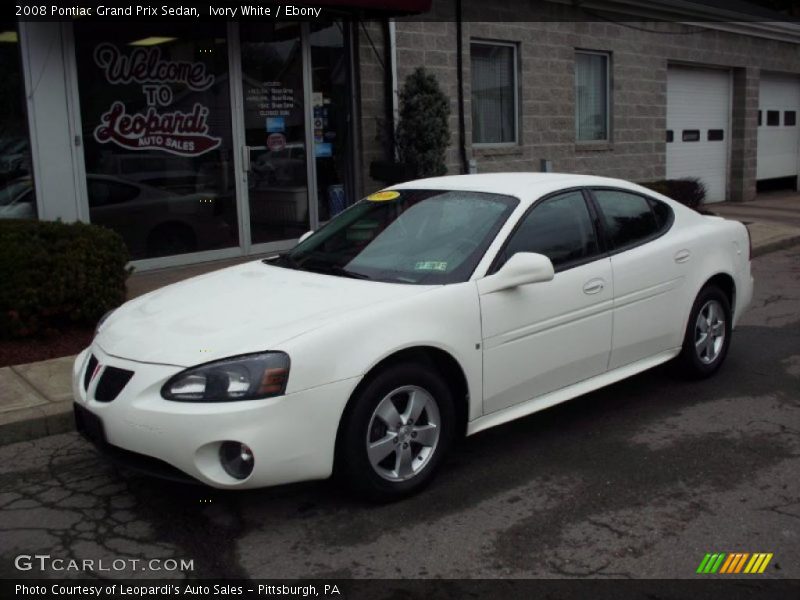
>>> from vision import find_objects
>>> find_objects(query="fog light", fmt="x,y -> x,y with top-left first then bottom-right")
219,441 -> 254,480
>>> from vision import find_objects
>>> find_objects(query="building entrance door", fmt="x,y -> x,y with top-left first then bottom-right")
235,21 -> 354,254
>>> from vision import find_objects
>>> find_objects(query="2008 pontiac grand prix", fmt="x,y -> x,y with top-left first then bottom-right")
73,173 -> 753,500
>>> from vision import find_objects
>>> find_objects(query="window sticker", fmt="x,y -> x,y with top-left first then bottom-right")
366,190 -> 400,202
266,116 -> 285,133
414,261 -> 448,272
314,142 -> 332,157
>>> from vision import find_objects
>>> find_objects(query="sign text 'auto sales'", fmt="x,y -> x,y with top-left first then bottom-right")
92,43 -> 221,157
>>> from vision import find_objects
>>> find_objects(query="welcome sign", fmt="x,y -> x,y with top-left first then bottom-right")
92,43 -> 222,157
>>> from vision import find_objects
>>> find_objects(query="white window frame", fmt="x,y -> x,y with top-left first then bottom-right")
470,40 -> 519,147
575,50 -> 611,144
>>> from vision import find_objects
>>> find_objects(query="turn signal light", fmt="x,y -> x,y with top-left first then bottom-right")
258,367 -> 288,396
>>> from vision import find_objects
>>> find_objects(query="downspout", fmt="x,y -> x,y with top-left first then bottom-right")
389,19 -> 400,161
382,19 -> 397,162
455,0 -> 469,174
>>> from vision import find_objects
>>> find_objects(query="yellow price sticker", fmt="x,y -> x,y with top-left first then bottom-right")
367,190 -> 401,202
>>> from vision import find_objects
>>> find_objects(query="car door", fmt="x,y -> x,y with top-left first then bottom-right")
589,188 -> 687,369
480,189 -> 614,415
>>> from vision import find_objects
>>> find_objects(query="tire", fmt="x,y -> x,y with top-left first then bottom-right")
336,363 -> 455,502
675,284 -> 732,379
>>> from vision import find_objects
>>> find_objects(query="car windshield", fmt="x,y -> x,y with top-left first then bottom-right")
269,189 -> 519,284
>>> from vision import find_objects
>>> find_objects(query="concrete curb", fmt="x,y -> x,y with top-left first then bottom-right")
751,234 -> 800,258
0,402 -> 74,446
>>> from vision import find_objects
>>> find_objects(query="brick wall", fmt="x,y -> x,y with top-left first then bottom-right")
730,68 -> 760,202
357,0 -> 800,202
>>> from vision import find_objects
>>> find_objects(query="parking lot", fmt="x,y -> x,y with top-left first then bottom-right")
0,248 -> 798,580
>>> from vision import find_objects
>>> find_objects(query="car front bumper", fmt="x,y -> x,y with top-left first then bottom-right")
72,346 -> 360,489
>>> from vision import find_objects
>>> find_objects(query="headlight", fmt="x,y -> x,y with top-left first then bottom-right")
161,352 -> 290,402
94,309 -> 116,338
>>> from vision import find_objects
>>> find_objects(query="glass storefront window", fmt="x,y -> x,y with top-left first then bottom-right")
0,21 -> 37,220
74,23 -> 238,259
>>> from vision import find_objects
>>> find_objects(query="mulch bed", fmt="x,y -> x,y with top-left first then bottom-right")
0,326 -> 94,368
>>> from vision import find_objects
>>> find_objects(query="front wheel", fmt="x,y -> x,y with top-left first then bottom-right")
336,363 -> 455,501
675,284 -> 732,378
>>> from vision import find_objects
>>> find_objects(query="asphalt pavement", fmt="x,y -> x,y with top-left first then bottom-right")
0,248 -> 798,580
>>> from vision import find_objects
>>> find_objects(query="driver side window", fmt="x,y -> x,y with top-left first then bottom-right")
499,190 -> 601,271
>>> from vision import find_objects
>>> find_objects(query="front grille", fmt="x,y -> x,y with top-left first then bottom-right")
83,354 -> 98,391
94,367 -> 134,402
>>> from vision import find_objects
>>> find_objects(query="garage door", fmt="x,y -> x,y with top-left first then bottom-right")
757,72 -> 800,181
666,66 -> 731,203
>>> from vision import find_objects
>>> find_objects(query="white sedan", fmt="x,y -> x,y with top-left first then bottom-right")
72,173 -> 753,500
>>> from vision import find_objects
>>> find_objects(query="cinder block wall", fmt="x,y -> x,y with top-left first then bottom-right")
357,20 -> 389,194
357,0 -> 800,201
730,68 -> 760,202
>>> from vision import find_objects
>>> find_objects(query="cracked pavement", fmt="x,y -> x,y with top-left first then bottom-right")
0,248 -> 798,580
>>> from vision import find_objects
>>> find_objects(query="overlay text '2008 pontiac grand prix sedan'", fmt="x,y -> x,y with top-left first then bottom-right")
73,173 -> 753,500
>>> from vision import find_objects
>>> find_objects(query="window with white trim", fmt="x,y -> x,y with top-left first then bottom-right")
470,42 -> 518,145
575,51 -> 610,142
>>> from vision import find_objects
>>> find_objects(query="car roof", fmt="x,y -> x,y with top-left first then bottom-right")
390,173 -> 644,202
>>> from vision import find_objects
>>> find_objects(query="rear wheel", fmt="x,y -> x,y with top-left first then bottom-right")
676,284 -> 732,378
336,363 -> 455,501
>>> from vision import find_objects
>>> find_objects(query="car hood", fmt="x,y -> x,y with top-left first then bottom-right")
96,261 -> 435,367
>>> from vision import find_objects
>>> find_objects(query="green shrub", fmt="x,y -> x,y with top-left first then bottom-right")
0,220 -> 131,339
396,67 -> 451,179
640,178 -> 707,209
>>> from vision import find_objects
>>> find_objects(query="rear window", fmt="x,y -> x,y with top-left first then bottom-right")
593,189 -> 672,249
648,198 -> 674,230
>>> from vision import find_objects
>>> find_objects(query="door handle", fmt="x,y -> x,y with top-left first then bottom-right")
674,249 -> 691,264
242,146 -> 251,172
583,279 -> 605,295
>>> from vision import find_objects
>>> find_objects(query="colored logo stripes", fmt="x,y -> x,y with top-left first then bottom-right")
696,553 -> 773,574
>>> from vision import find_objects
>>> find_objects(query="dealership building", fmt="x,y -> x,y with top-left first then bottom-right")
1,0 -> 799,270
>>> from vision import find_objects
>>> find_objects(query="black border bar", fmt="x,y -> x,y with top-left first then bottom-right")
7,0 -> 800,22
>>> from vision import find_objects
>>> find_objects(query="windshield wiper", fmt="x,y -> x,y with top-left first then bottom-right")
268,254 -> 371,280
335,266 -> 372,280
317,264 -> 372,280
266,253 -> 300,269
299,263 -> 371,280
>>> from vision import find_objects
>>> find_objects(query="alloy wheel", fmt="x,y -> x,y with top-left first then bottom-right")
366,385 -> 441,482
694,299 -> 726,364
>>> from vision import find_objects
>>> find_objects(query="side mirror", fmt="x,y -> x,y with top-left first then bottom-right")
477,252 -> 555,295
297,230 -> 314,244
